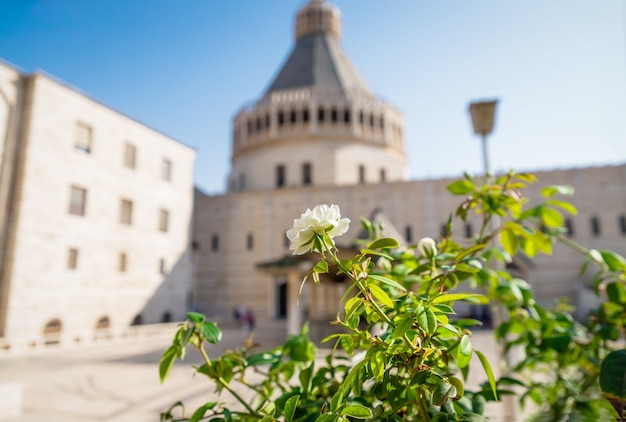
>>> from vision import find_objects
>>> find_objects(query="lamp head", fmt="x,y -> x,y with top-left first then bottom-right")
469,100 -> 498,137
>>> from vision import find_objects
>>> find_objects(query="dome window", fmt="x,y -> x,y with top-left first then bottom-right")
318,107 -> 325,123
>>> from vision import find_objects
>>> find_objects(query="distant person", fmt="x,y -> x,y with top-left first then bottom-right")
242,308 -> 255,339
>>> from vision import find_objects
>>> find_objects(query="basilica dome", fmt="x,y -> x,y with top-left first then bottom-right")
229,0 -> 407,192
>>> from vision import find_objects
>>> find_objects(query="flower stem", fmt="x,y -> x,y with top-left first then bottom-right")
199,343 -> 261,417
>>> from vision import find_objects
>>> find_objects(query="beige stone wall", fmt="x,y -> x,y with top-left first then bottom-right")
2,72 -> 196,350
195,165 -> 626,324
230,138 -> 406,191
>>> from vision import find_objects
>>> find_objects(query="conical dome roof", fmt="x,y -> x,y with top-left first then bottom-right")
264,0 -> 372,99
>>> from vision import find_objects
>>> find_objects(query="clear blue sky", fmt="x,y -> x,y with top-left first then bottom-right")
1,0 -> 624,193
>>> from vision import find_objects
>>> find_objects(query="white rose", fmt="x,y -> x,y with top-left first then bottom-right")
286,204 -> 350,255
417,237 -> 438,258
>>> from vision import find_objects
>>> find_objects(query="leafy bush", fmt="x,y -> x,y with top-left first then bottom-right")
160,172 -> 626,421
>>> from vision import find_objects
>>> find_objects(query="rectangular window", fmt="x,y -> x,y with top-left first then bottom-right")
344,108 -> 351,123
591,216 -> 601,237
303,108 -> 310,123
276,164 -> 286,188
120,199 -> 133,225
405,226 -> 413,243
75,122 -> 92,153
247,233 -> 254,250
119,252 -> 127,272
358,165 -> 365,184
619,215 -> 626,235
68,186 -> 87,216
159,209 -> 169,232
380,168 -> 386,182
465,223 -> 474,238
159,258 -> 166,275
278,111 -> 285,126
565,218 -> 574,236
302,162 -> 312,186
211,234 -> 219,252
331,108 -> 338,122
123,142 -> 137,169
67,248 -> 78,269
162,159 -> 172,182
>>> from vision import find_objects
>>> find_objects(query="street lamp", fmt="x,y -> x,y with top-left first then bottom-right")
468,98 -> 519,420
468,100 -> 498,176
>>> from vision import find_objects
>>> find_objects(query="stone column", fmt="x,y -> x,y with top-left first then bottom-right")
286,269 -> 302,335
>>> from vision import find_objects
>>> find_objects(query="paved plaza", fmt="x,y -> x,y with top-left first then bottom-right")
0,325 -> 511,421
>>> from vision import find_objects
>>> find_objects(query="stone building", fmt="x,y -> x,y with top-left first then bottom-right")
0,61 -> 196,351
193,0 -> 626,336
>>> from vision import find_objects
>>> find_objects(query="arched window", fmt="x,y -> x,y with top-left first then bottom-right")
43,318 -> 62,345
162,311 -> 172,323
95,316 -> 112,340
95,316 -> 110,330
318,107 -> 325,123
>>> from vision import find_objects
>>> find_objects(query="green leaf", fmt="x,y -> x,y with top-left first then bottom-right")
600,349 -> 626,419
190,402 -> 217,422
500,228 -> 518,256
368,284 -> 394,308
475,349 -> 498,400
200,321 -> 222,344
599,250 -> 626,271
432,380 -> 453,406
313,260 -> 329,273
369,238 -> 400,250
340,335 -> 355,356
341,404 -> 373,419
391,316 -> 413,338
607,282 -> 626,304
416,306 -> 437,335
520,237 -> 539,258
541,184 -> 574,197
455,244 -> 488,263
447,179 -> 476,195
159,345 -> 178,383
540,206 -> 563,228
448,376 -> 464,399
261,402 -> 276,416
367,274 -> 407,292
369,350 -> 386,381
247,351 -> 281,366
284,395 -> 300,422
456,334 -> 473,368
546,199 -> 578,215
187,312 -> 206,323
360,248 -> 393,260
432,293 -> 488,304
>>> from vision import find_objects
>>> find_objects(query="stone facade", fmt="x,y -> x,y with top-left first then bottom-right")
0,60 -> 196,351
193,165 -> 626,329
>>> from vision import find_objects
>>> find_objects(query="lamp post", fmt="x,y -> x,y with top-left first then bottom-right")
468,100 -> 498,177
468,99 -> 519,420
